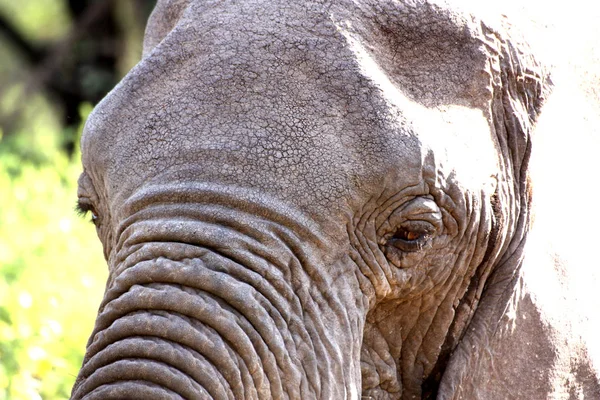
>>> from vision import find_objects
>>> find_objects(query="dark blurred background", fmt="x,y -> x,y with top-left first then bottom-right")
0,1 -> 155,398
0,0 -> 156,159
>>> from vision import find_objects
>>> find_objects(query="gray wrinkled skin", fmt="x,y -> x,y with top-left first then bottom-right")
71,1 -> 600,399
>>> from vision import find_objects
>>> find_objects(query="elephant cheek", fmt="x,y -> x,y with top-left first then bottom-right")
70,257 -> 303,399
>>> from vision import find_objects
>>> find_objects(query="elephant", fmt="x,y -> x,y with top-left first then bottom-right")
70,0 -> 600,398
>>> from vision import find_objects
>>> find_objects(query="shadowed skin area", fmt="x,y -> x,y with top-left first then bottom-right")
71,0 -> 600,399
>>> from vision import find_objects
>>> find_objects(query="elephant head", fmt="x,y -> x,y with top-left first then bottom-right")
71,0 -> 599,399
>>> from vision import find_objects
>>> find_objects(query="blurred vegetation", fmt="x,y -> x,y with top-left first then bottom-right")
0,0 -> 155,398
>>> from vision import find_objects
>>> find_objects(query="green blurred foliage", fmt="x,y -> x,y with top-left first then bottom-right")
0,102 -> 107,399
0,0 -> 71,43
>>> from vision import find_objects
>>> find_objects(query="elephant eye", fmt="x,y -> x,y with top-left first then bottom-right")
394,228 -> 423,242
387,222 -> 435,253
76,199 -> 99,225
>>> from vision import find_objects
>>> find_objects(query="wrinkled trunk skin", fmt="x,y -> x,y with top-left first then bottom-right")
71,203 -> 365,399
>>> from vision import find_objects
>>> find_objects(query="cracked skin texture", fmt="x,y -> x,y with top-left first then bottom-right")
71,0 -> 600,399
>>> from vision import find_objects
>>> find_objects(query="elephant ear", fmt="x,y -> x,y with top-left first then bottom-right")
434,16 -> 600,400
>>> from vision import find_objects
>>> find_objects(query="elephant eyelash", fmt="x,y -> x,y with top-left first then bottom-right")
75,200 -> 99,224
75,200 -> 90,217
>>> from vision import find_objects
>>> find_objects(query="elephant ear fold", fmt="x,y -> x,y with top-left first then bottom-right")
478,22 -> 552,269
467,23 -> 553,306
486,23 -> 553,188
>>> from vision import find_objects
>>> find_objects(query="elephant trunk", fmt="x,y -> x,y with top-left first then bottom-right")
71,194 -> 364,399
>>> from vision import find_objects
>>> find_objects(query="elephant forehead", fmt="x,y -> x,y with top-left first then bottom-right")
81,0 -> 496,218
